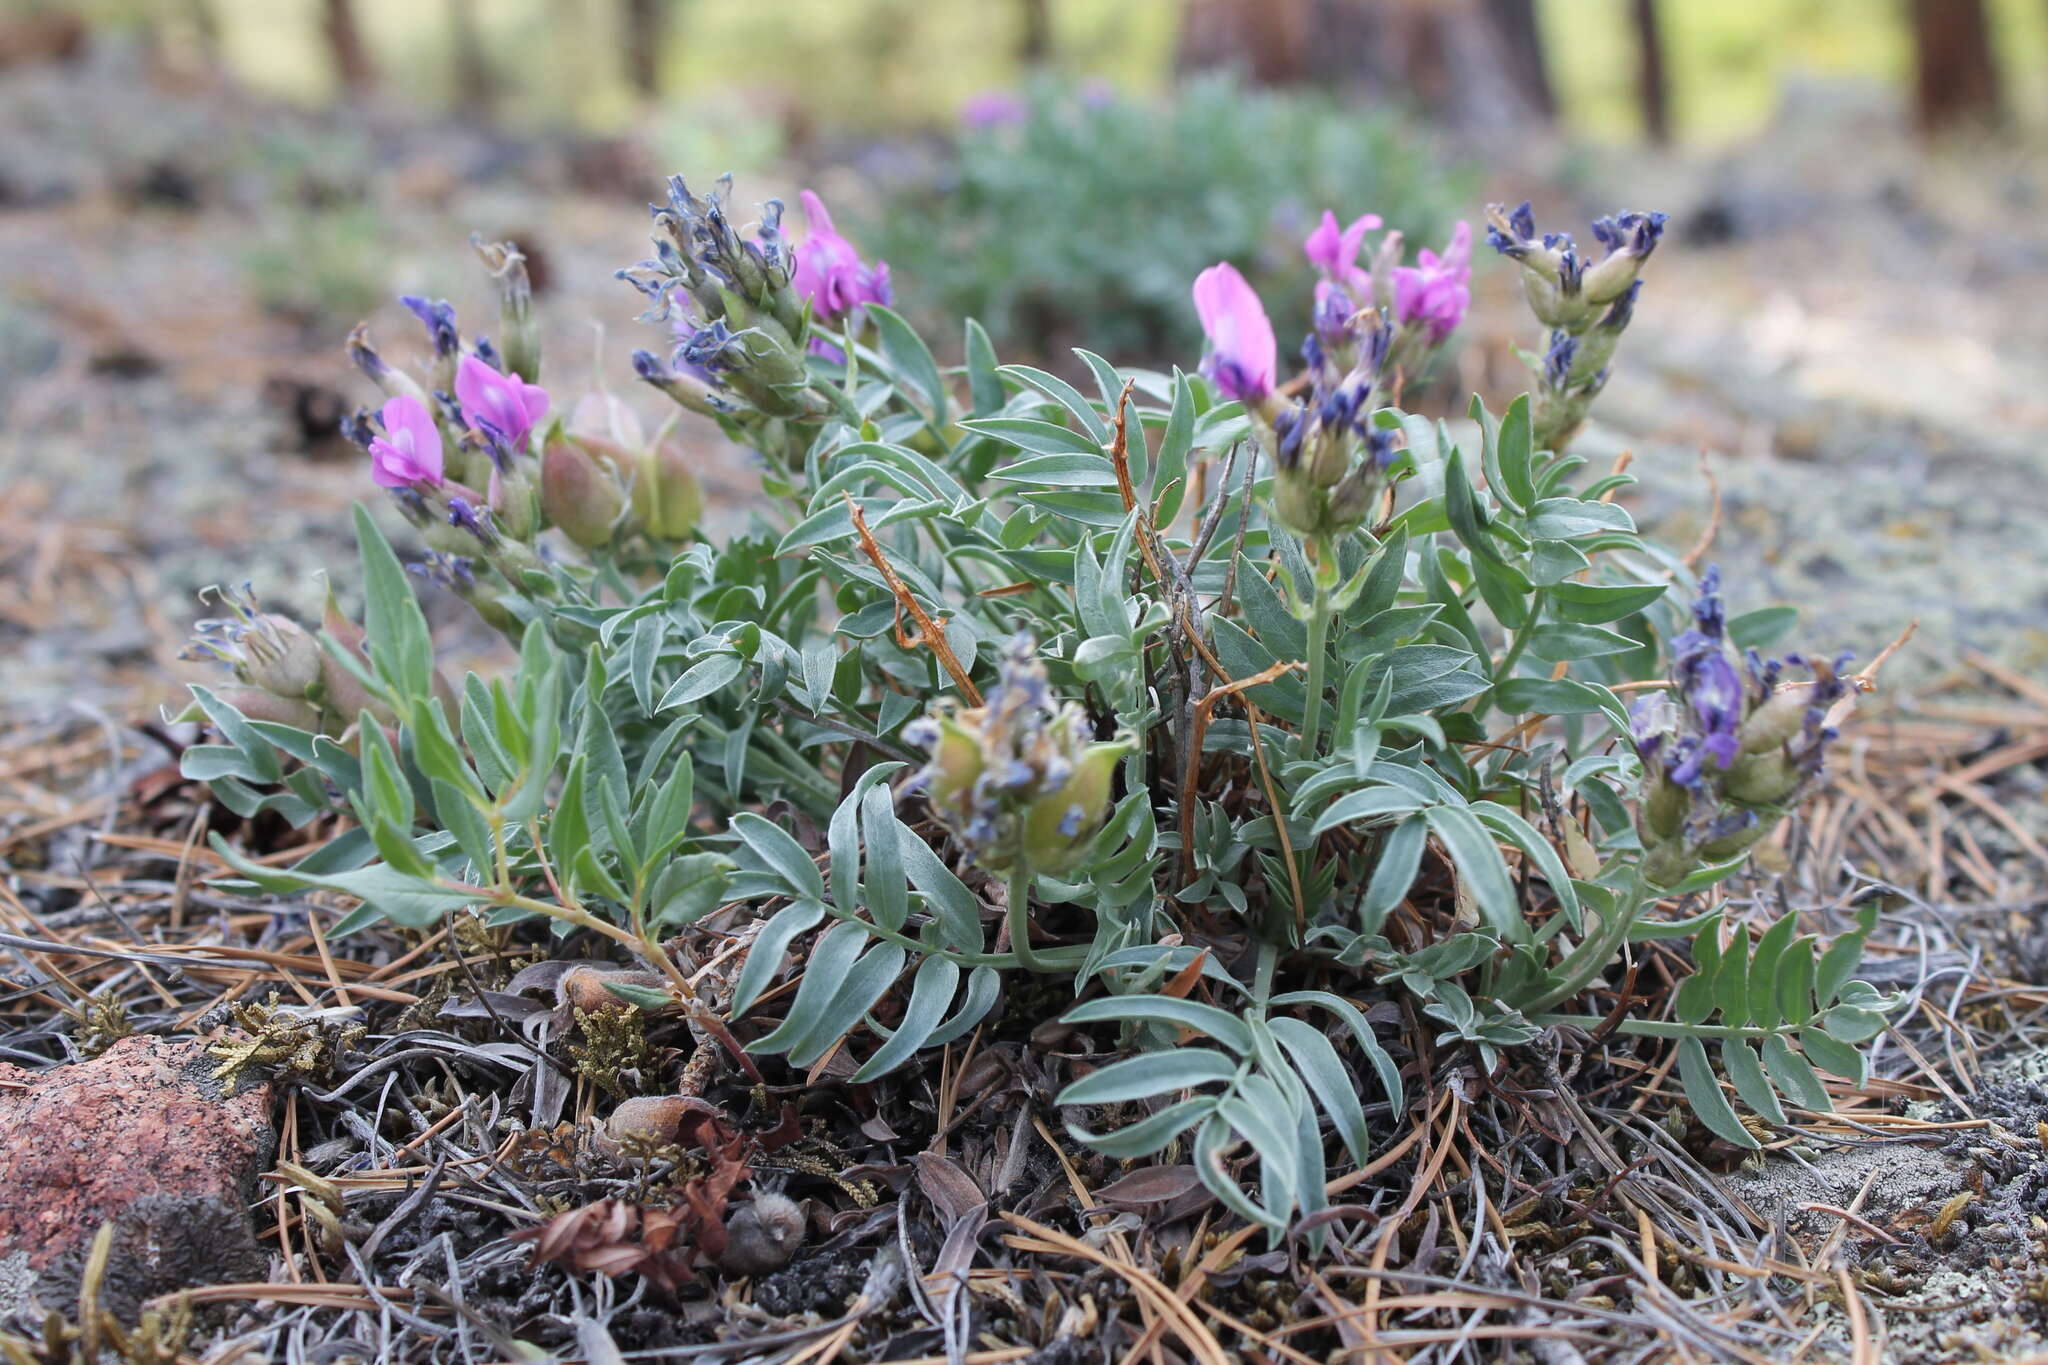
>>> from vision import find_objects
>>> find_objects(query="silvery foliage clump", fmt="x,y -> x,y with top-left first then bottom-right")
186,174 -> 1895,1237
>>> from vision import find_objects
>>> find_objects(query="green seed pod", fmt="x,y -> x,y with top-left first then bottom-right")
1271,476 -> 1325,539
1724,749 -> 1800,807
1641,772 -> 1688,840
1642,839 -> 1696,890
920,713 -> 987,817
1022,738 -> 1133,874
1737,684 -> 1817,755
636,439 -> 704,541
541,432 -> 625,549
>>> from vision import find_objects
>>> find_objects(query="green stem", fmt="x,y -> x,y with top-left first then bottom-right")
495,889 -> 699,1001
1298,539 -> 1336,759
1487,588 -> 1546,712
1006,861 -> 1059,974
1520,865 -> 1648,1014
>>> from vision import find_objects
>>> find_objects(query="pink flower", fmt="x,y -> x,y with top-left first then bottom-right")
790,190 -> 892,326
369,395 -> 444,489
1192,263 -> 1277,404
1303,209 -> 1381,303
454,352 -> 549,452
1391,221 -> 1473,345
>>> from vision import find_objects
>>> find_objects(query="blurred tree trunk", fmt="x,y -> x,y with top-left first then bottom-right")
623,0 -> 669,97
323,0 -> 376,93
1019,0 -> 1053,65
1174,0 -> 1545,132
1910,0 -> 2002,132
1632,0 -> 1669,143
449,0 -> 496,117
1480,0 -> 1554,120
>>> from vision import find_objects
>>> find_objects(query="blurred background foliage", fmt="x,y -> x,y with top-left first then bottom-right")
82,0 -> 2048,141
42,0 -> 2046,363
858,77 -> 1471,361
17,0 -> 2048,370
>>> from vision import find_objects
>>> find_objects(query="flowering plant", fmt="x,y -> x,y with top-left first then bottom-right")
184,172 -> 1894,1235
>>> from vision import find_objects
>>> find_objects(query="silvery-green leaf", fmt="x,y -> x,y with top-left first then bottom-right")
1057,1049 -> 1238,1106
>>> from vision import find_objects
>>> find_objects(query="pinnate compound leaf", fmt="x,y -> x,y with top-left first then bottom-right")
1676,1036 -> 1757,1149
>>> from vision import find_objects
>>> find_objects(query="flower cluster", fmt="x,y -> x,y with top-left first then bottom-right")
1487,201 -> 1665,451
343,241 -> 709,627
1630,567 -> 1855,887
619,177 -> 890,417
1193,208 -> 1468,540
905,636 -> 1131,876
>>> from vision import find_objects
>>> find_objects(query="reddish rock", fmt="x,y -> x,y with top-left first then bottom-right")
0,1035 -> 275,1322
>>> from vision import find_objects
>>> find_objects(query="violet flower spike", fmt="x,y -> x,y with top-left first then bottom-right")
454,352 -> 549,452
1391,220 -> 1472,344
368,395 -> 445,490
1192,262 -> 1277,405
789,190 -> 892,327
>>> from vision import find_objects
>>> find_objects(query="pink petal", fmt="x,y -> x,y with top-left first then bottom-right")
1191,263 -> 1276,400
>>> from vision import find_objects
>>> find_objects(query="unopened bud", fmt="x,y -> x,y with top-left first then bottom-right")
472,235 -> 540,383
346,325 -> 430,405
541,432 -> 625,549
487,466 -> 540,542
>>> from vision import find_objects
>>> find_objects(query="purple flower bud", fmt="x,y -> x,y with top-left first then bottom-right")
1310,281 -> 1355,349
1600,279 -> 1643,332
1677,649 -> 1743,774
347,326 -> 390,382
1690,565 -> 1727,638
446,496 -> 496,545
399,295 -> 459,358
1272,406 -> 1308,471
454,352 -> 549,453
339,408 -> 377,449
1192,262 -> 1277,404
1589,210 -> 1668,259
1542,332 -> 1578,390
680,319 -> 746,373
409,550 -> 476,591
368,395 -> 445,489
1556,249 -> 1584,296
